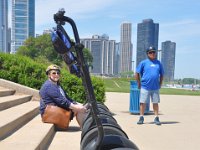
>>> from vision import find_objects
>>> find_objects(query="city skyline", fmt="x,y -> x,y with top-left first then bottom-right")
81,35 -> 115,75
136,19 -> 159,67
11,0 -> 35,53
161,41 -> 176,82
7,0 -> 200,79
0,0 -> 8,53
120,22 -> 132,73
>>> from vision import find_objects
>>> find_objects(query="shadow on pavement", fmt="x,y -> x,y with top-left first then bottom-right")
146,121 -> 180,125
120,110 -> 156,116
56,126 -> 81,132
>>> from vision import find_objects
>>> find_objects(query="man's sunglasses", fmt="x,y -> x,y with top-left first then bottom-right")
148,51 -> 156,54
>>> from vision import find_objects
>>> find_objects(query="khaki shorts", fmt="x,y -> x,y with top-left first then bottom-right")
140,88 -> 160,103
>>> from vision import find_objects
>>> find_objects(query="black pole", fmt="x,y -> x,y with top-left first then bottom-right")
54,10 -> 104,150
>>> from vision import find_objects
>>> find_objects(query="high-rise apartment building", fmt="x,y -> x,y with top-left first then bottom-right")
7,28 -> 11,53
120,22 -> 132,73
81,35 -> 115,75
0,0 -> 8,53
113,42 -> 120,75
11,0 -> 35,53
136,19 -> 159,66
161,41 -> 176,82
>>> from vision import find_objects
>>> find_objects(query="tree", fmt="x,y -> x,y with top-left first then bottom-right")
17,34 -> 62,64
182,78 -> 195,84
16,34 -> 93,68
83,48 -> 93,68
120,71 -> 134,78
17,37 -> 38,58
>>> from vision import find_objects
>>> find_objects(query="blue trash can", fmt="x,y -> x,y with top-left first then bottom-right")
129,80 -> 150,114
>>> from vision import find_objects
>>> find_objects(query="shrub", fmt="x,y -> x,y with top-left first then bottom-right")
0,53 -> 105,103
0,53 -> 46,89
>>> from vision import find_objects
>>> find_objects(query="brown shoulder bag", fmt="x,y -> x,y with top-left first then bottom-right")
42,105 -> 71,129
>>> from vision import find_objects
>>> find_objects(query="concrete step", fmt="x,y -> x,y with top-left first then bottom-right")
0,79 -> 40,101
48,119 -> 81,150
0,80 -> 82,149
0,94 -> 32,111
0,87 -> 15,97
0,101 -> 39,140
0,115 -> 55,150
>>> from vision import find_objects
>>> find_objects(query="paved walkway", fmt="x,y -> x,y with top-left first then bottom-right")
105,92 -> 200,150
50,92 -> 200,150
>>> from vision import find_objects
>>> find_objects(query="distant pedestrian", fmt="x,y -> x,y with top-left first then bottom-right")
135,46 -> 164,125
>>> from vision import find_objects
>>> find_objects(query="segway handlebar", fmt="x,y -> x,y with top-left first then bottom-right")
54,9 -> 80,44
53,9 -> 104,150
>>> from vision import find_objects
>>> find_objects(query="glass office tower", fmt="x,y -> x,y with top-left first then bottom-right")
113,42 -> 120,75
0,0 -> 8,53
81,35 -> 116,75
136,19 -> 159,67
161,41 -> 176,82
120,22 -> 132,73
11,0 -> 35,53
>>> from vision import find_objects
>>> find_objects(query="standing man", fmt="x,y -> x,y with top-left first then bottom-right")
135,46 -> 164,125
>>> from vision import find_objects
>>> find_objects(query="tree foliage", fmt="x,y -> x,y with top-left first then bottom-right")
17,34 -> 62,65
83,48 -> 93,68
174,78 -> 199,84
182,78 -> 198,84
16,34 -> 93,67
0,52 -> 105,103
120,71 -> 134,78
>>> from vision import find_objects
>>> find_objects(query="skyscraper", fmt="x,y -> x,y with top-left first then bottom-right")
136,19 -> 159,66
81,35 -> 115,75
0,0 -> 8,53
161,41 -> 176,82
113,42 -> 120,75
120,22 -> 132,73
11,0 -> 35,53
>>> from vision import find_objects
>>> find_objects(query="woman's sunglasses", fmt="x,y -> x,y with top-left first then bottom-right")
51,71 -> 60,75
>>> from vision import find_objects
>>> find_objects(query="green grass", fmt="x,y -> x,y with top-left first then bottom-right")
103,78 -> 130,93
103,78 -> 200,96
160,88 -> 200,96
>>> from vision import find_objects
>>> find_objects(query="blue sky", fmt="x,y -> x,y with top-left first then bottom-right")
8,0 -> 200,79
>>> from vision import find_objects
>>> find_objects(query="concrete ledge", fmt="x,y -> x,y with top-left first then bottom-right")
0,101 -> 39,140
0,88 -> 15,97
0,115 -> 55,150
0,95 -> 32,111
0,79 -> 39,101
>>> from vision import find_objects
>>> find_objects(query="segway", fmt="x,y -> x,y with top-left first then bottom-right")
51,9 -> 139,150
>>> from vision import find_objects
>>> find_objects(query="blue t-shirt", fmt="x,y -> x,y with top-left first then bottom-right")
136,59 -> 164,90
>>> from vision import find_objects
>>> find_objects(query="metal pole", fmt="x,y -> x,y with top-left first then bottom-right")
53,10 -> 104,150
